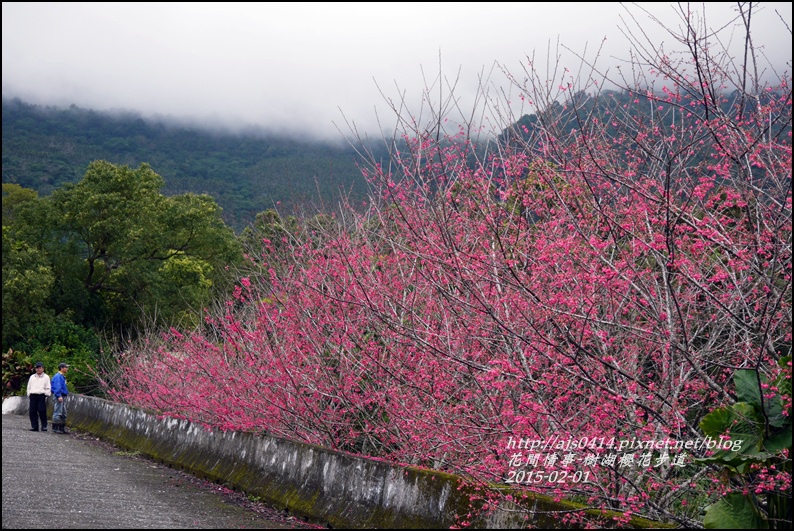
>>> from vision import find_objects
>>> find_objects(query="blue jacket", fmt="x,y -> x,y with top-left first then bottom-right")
51,372 -> 69,397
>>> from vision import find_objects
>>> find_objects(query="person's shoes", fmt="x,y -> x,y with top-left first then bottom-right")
41,427 -> 48,432
60,426 -> 70,434
28,428 -> 39,431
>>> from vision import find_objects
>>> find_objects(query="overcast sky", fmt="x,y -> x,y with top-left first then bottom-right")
3,2 -> 792,142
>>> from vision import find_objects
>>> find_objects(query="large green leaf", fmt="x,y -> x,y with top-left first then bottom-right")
703,493 -> 768,529
700,403 -> 764,441
700,406 -> 734,437
735,370 -> 763,408
763,424 -> 792,453
699,403 -> 764,464
733,370 -> 788,427
770,356 -> 792,428
766,398 -> 787,429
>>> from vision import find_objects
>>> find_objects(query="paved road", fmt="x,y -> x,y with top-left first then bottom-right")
2,413 -> 320,529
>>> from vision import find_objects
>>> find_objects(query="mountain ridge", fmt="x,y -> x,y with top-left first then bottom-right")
2,97 -> 373,231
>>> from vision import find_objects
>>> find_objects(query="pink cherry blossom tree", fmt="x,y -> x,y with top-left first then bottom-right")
107,4 -> 791,527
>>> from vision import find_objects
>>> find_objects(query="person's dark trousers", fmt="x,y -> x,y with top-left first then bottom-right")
29,394 -> 47,431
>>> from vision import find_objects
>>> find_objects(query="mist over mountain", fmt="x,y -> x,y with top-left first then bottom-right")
4,3 -> 790,146
2,97 -> 375,231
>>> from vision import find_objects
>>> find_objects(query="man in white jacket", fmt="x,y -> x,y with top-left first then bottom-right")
27,362 -> 51,432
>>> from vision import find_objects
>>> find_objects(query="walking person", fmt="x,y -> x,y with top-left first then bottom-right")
27,362 -> 51,432
51,362 -> 70,434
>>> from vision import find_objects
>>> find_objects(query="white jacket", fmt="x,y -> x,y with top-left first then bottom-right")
27,373 -> 51,396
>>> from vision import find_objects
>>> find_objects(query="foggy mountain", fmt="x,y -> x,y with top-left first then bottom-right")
2,97 -> 374,231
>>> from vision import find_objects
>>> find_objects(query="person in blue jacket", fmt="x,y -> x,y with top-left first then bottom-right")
51,363 -> 70,434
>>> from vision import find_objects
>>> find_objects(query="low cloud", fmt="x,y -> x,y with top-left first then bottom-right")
3,2 -> 791,142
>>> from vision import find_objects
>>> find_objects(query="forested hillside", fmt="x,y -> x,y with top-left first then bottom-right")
2,98 -> 371,230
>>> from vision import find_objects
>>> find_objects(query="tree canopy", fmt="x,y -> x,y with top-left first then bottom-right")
2,161 -> 241,392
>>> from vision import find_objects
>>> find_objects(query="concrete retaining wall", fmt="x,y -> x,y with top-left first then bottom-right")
3,395 -> 670,529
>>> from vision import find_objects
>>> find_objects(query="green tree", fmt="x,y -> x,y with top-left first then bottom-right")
2,183 -> 38,223
2,184 -> 55,351
2,184 -> 97,395
44,160 -> 241,331
3,163 -> 241,394
238,208 -> 299,261
1,225 -> 55,350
